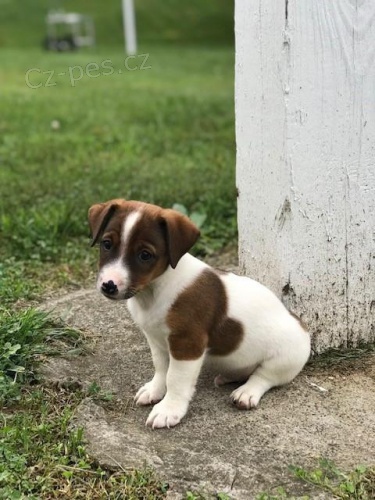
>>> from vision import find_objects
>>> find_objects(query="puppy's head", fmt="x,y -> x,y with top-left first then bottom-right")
88,199 -> 200,300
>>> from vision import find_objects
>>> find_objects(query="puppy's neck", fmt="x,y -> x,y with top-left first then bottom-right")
130,254 -> 207,311
132,281 -> 157,310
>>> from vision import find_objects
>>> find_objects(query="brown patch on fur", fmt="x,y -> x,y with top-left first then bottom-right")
89,201 -> 141,271
124,206 -> 171,291
161,209 -> 200,268
88,199 -> 200,295
167,269 -> 244,361
289,310 -> 308,331
88,202 -> 116,246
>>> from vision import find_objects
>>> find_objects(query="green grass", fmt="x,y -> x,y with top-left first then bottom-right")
1,387 -> 168,499
0,307 -> 169,498
290,459 -> 375,500
0,45 -> 236,304
256,459 -> 375,500
0,260 -> 41,306
0,9 -> 235,495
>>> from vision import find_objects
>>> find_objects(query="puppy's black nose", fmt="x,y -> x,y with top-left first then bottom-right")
101,280 -> 118,295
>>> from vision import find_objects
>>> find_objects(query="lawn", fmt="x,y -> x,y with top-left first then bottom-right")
0,2 -> 236,496
0,45 -> 236,304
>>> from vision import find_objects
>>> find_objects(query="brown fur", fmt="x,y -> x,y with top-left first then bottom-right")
167,269 -> 244,361
88,199 -> 200,295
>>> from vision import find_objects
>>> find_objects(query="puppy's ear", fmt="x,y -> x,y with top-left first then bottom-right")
161,209 -> 200,269
88,202 -> 118,247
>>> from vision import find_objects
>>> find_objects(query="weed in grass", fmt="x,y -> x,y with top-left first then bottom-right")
0,308 -> 82,405
87,381 -> 114,402
256,459 -> 375,499
172,203 -> 207,231
290,458 -> 375,499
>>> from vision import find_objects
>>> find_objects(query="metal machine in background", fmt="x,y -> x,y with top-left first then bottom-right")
44,10 -> 95,51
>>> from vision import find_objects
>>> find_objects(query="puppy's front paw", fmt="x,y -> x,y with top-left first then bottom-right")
146,399 -> 187,429
135,381 -> 166,406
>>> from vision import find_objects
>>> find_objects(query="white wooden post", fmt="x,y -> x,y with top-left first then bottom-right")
235,0 -> 375,352
122,0 -> 137,55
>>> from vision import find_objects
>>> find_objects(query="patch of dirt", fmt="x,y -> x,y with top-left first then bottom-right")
204,244 -> 239,272
39,253 -> 375,499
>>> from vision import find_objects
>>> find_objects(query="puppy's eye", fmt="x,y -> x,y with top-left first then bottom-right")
101,239 -> 112,251
139,250 -> 153,262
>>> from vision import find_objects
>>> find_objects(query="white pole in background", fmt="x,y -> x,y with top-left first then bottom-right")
122,0 -> 137,55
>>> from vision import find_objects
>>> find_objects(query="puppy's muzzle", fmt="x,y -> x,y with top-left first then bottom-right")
101,280 -> 118,297
101,280 -> 137,300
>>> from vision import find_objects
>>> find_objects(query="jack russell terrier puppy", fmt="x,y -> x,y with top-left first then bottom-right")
89,199 -> 311,429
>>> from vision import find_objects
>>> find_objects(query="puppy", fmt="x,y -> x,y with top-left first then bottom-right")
89,199 -> 311,429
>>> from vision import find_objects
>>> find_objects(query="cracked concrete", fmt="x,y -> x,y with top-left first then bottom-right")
40,284 -> 375,499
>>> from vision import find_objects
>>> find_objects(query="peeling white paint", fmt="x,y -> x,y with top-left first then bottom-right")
235,0 -> 375,352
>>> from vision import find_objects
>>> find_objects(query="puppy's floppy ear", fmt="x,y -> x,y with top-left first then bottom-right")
161,209 -> 200,269
88,202 -> 118,247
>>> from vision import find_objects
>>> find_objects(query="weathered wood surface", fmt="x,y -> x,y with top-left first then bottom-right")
235,0 -> 375,351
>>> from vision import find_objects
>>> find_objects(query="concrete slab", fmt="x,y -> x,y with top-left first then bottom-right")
41,288 -> 375,499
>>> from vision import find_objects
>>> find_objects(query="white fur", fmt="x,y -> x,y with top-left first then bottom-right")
128,253 -> 311,428
97,211 -> 142,295
146,356 -> 205,429
122,211 -> 142,247
97,258 -> 128,294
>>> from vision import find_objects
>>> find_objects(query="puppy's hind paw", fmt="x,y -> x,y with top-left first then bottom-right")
230,385 -> 261,410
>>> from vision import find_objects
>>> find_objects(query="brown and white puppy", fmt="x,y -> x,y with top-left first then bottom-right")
89,199 -> 311,429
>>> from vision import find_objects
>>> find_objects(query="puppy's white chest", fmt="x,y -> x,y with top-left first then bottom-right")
127,296 -> 169,338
